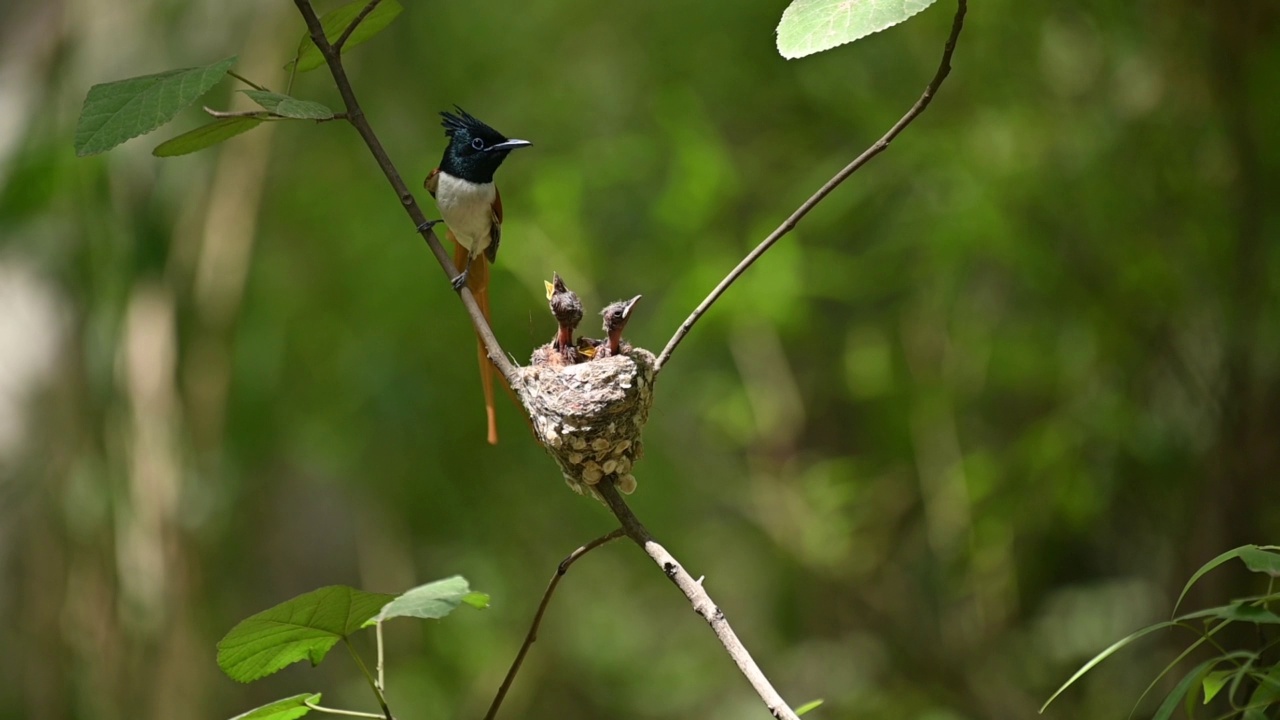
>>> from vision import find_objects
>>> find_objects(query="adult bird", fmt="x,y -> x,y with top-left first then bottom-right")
422,107 -> 531,444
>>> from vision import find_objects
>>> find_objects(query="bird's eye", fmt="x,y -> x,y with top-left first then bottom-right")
470,138 -> 485,150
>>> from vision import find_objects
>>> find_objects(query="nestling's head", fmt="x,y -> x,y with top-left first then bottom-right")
547,272 -> 583,329
601,295 -> 642,335
438,107 -> 531,183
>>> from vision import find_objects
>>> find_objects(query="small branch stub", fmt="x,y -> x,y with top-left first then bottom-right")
517,348 -> 657,499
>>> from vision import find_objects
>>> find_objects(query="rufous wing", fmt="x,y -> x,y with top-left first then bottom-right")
424,167 -> 440,197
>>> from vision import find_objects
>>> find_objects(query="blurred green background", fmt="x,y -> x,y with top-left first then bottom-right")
2,0 -> 1278,718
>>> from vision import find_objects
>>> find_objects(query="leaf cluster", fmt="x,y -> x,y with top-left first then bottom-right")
73,0 -> 403,158
1044,545 -> 1280,720
220,577 -> 487,720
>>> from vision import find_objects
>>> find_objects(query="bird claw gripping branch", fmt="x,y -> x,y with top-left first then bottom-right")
522,274 -> 652,500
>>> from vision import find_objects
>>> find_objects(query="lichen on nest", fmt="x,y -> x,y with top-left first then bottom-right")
516,346 -> 657,500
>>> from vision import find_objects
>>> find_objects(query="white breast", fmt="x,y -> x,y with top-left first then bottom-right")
436,173 -> 496,254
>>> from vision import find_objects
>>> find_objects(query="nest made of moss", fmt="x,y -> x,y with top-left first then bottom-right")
515,346 -> 657,500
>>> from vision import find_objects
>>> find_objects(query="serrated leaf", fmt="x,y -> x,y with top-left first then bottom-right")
241,91 -> 335,120
152,117 -> 264,157
1202,669 -> 1232,704
795,699 -> 824,715
1041,621 -> 1176,712
229,693 -> 321,720
217,586 -> 395,683
369,576 -> 488,624
776,0 -> 936,60
1239,546 -> 1280,577
1173,545 -> 1257,616
290,0 -> 404,73
75,57 -> 237,156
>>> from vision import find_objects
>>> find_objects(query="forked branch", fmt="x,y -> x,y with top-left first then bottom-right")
288,1 -> 968,717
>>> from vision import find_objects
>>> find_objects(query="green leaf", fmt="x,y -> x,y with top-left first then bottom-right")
1248,664 -> 1280,707
1041,621 -> 1177,712
1173,545 -> 1258,616
1154,658 -> 1218,720
1202,669 -> 1232,704
229,693 -> 321,720
217,586 -> 395,682
290,0 -> 404,73
152,117 -> 264,157
75,57 -> 237,156
795,699 -> 824,715
1239,546 -> 1280,577
369,575 -> 489,624
1179,602 -> 1280,626
776,0 -> 937,60
241,91 -> 335,120
1127,625 -> 1248,717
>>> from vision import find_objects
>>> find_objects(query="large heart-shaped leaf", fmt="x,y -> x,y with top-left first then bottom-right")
217,586 -> 394,682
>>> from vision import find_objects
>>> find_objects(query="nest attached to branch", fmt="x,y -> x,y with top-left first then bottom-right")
515,346 -> 657,500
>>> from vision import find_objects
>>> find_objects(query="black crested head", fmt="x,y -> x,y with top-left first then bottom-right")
437,106 -> 531,184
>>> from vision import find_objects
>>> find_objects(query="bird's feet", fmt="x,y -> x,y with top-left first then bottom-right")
450,268 -> 470,292
416,219 -> 443,233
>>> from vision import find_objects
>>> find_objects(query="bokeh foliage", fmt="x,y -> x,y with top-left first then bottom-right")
0,0 -> 1277,719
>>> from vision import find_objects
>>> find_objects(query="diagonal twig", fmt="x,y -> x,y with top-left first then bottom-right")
655,0 -> 968,372
334,0 -> 383,53
596,481 -> 800,720
484,528 -> 626,720
290,0 -> 518,385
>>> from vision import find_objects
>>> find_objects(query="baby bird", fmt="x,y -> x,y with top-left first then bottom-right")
594,295 -> 642,359
546,272 -> 584,365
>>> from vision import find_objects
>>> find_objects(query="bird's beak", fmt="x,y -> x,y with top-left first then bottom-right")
544,280 -> 555,301
622,295 -> 642,318
487,139 -> 532,152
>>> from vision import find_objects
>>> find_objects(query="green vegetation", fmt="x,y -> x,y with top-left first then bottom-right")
0,0 -> 1276,718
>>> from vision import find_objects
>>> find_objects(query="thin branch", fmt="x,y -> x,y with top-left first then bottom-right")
376,621 -> 386,691
655,0 -> 968,372
227,70 -> 268,92
345,638 -> 394,720
203,106 -> 349,123
334,0 -> 383,52
305,700 -> 386,719
596,481 -> 800,720
290,0 -> 518,385
203,107 -> 273,119
483,528 -> 626,720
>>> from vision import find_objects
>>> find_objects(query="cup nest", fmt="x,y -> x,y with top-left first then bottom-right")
515,347 -> 657,500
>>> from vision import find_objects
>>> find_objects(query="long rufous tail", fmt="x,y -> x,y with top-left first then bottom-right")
453,238 -> 499,445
